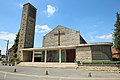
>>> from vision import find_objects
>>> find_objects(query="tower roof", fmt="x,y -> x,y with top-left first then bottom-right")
23,3 -> 37,10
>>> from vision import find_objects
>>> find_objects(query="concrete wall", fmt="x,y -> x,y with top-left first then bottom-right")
43,26 -> 81,47
76,46 -> 92,62
91,45 -> 112,61
23,51 -> 32,62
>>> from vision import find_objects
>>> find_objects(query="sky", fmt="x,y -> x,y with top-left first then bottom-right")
0,0 -> 120,55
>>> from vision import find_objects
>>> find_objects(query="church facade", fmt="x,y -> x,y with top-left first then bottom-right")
18,3 -> 112,65
20,25 -> 112,63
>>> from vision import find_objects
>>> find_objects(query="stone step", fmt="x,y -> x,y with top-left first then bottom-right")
18,62 -> 78,68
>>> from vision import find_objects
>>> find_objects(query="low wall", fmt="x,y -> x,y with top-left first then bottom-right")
18,62 -> 77,68
18,62 -> 120,72
78,65 -> 119,72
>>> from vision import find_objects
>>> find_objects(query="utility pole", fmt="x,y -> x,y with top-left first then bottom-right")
5,40 -> 9,60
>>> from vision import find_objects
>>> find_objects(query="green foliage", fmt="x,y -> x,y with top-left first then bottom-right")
2,60 -> 9,63
11,53 -> 19,61
12,31 -> 19,53
11,53 -> 20,64
112,58 -> 120,61
113,12 -> 120,51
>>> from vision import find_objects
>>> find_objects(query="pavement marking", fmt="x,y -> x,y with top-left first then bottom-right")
0,71 -> 120,80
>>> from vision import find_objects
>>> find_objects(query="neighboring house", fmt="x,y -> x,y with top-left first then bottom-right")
112,47 -> 120,58
8,47 -> 14,61
1,55 -> 6,61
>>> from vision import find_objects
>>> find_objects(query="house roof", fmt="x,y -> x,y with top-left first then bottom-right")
112,48 -> 120,54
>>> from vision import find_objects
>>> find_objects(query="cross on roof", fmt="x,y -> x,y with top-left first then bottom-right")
54,30 -> 65,46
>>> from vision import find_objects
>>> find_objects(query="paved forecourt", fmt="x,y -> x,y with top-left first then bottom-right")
0,65 -> 120,80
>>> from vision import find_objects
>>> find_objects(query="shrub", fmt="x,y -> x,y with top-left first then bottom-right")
2,60 -> 9,63
82,61 -> 120,65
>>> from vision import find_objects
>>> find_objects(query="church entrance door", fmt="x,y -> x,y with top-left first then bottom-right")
66,49 -> 75,62
34,57 -> 41,62
34,51 -> 45,62
34,54 -> 42,62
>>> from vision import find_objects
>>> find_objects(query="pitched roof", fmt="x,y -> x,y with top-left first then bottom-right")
44,25 -> 79,36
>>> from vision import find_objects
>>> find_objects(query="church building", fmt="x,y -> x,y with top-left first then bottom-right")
18,3 -> 112,66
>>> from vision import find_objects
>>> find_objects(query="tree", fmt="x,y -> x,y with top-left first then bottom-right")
113,12 -> 120,51
12,31 -> 19,53
11,53 -> 19,65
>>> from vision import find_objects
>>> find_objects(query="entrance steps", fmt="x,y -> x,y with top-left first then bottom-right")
18,62 -> 78,68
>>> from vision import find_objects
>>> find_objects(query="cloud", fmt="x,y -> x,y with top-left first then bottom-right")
0,46 -> 2,51
0,46 -> 5,55
0,46 -> 6,55
0,32 -> 16,54
47,5 -> 56,17
0,32 -> 16,43
40,5 -> 56,17
19,3 -> 23,8
96,34 -> 112,40
35,25 -> 52,33
86,31 -> 96,42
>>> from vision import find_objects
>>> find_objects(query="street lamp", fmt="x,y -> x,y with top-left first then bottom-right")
5,40 -> 9,60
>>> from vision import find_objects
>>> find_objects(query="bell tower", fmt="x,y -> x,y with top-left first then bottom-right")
18,3 -> 37,61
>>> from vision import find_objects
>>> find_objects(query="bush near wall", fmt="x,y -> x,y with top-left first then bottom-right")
112,58 -> 120,61
77,61 -> 120,66
82,61 -> 120,64
1,60 -> 9,65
